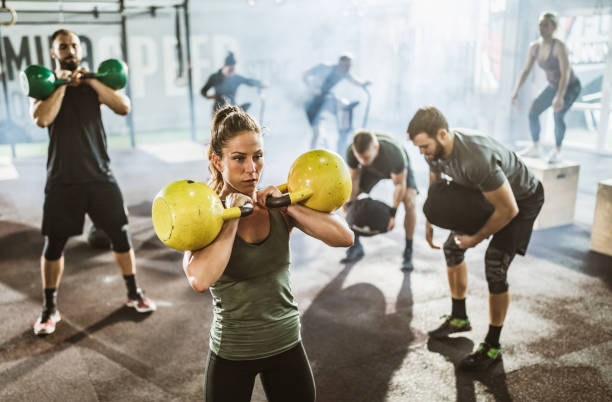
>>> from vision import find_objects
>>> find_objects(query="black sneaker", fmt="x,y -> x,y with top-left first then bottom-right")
340,243 -> 364,263
458,342 -> 502,371
400,255 -> 414,271
428,315 -> 472,339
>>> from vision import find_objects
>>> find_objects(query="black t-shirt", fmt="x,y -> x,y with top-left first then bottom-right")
46,84 -> 115,184
346,133 -> 408,178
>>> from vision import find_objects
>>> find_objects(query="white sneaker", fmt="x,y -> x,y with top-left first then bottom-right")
34,310 -> 61,335
518,144 -> 541,158
547,149 -> 562,164
126,288 -> 157,313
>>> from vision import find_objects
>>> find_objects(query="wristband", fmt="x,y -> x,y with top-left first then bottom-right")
389,207 -> 397,217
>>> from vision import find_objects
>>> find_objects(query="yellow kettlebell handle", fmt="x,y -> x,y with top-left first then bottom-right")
265,183 -> 314,208
222,203 -> 254,219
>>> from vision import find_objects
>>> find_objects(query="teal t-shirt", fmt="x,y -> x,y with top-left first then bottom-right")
208,209 -> 300,360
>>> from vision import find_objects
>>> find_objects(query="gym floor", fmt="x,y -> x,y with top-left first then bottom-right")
1,135 -> 611,401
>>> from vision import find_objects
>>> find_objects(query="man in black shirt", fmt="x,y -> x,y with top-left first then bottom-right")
201,52 -> 266,115
342,130 -> 418,271
29,29 -> 156,336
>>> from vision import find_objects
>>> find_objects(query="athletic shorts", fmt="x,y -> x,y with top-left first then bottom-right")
489,181 -> 544,255
42,180 -> 129,239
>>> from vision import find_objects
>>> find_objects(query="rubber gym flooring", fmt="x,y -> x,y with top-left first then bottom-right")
1,136 -> 611,401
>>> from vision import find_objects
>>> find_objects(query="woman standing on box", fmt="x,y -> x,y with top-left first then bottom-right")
511,11 -> 581,164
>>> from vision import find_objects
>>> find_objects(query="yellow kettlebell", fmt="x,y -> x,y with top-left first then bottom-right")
266,149 -> 351,212
152,180 -> 253,251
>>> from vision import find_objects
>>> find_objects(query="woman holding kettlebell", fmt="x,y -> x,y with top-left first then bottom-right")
183,105 -> 353,401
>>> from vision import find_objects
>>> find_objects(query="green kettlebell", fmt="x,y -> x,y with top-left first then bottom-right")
20,58 -> 128,100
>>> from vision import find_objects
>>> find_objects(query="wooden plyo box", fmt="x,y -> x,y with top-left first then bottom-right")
521,157 -> 580,230
590,179 -> 612,256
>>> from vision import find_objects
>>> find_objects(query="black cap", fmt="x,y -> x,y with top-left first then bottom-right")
224,52 -> 236,66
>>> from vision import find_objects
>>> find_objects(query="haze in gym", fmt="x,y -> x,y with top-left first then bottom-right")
1,1 -> 611,401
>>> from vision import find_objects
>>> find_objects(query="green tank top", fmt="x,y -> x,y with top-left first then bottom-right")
208,209 -> 300,360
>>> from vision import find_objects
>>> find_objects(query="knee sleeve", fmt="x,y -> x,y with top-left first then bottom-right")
484,246 -> 515,294
443,233 -> 466,267
106,224 -> 132,253
43,236 -> 68,260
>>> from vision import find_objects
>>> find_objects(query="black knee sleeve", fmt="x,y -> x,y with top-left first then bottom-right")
43,236 -> 68,260
484,246 -> 515,294
106,224 -> 132,253
443,232 -> 466,267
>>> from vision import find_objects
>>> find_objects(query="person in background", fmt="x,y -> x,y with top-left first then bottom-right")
511,11 -> 581,164
303,54 -> 370,150
29,29 -> 156,336
341,130 -> 418,271
201,51 -> 267,116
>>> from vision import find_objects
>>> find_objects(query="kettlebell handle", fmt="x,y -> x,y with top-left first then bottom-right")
60,72 -> 97,83
239,203 -> 254,217
60,69 -> 117,84
266,187 -> 313,208
266,193 -> 292,208
221,203 -> 254,220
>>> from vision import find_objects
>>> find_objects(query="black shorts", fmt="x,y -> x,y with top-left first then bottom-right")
42,180 -> 128,239
490,181 -> 544,255
359,167 -> 417,194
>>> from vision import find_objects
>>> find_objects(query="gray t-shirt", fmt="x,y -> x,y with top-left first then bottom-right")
427,129 -> 538,201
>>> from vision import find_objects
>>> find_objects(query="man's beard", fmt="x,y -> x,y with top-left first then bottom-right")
431,138 -> 445,161
60,57 -> 79,71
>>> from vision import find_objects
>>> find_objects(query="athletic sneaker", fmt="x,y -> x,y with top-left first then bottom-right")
547,149 -> 562,164
400,255 -> 414,272
458,342 -> 502,370
126,288 -> 157,313
428,315 -> 472,339
34,310 -> 61,335
340,243 -> 364,263
518,144 -> 541,158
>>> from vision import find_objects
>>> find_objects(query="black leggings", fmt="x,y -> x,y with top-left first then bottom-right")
204,342 -> 315,402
